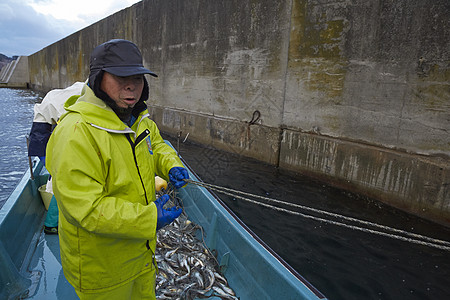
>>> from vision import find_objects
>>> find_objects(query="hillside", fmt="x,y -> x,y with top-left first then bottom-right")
0,54 -> 14,71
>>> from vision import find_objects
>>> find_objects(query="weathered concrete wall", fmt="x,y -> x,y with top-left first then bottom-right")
285,0 -> 449,156
27,0 -> 450,226
281,0 -> 449,225
280,130 -> 449,225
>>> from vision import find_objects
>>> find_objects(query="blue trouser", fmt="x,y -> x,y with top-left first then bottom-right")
44,195 -> 59,227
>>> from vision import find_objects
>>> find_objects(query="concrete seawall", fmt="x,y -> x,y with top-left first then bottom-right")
27,0 -> 449,226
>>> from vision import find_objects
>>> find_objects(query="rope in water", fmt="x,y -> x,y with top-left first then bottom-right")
184,179 -> 450,251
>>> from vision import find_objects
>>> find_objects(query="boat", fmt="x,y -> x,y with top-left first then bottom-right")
0,142 -> 327,299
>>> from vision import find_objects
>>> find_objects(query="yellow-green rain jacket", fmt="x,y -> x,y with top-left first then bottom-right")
46,84 -> 184,293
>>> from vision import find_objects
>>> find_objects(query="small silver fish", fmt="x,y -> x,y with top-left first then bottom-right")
214,272 -> 228,284
212,286 -> 239,299
203,267 -> 215,290
165,246 -> 179,259
193,270 -> 204,289
159,260 -> 179,276
218,281 -> 236,296
155,190 -> 238,300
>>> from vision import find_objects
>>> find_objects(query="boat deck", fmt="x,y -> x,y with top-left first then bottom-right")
27,229 -> 78,299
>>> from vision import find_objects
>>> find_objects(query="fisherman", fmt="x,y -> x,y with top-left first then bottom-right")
46,39 -> 189,299
28,81 -> 84,234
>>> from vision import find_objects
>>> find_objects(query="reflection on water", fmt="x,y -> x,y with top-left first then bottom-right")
0,88 -> 43,207
166,135 -> 450,300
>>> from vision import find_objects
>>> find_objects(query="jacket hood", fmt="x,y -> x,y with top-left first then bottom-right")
89,70 -> 149,124
61,83 -> 148,131
89,70 -> 150,106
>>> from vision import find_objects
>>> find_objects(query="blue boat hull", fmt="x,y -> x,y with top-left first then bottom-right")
0,143 -> 326,299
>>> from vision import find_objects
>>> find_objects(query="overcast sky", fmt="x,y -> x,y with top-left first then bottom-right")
0,0 -> 141,57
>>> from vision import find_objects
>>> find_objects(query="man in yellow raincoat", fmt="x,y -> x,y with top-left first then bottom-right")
46,39 -> 189,299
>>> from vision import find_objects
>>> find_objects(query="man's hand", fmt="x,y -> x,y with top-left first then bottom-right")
154,194 -> 182,230
168,167 -> 189,189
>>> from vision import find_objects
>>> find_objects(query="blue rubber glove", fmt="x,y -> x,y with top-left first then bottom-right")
168,167 -> 189,189
39,156 -> 46,165
154,194 -> 182,230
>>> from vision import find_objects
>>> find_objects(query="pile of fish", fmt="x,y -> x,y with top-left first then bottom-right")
155,191 -> 239,300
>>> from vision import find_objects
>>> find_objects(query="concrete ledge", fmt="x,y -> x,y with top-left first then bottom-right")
149,105 -> 281,165
279,130 -> 450,227
0,82 -> 29,89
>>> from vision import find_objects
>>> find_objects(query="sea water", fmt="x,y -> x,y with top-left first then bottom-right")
0,88 -> 43,207
167,136 -> 450,300
1,87 -> 449,299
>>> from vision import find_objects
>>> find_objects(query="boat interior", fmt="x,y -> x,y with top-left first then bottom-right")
0,151 -> 326,299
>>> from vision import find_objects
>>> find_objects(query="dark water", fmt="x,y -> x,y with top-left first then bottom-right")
1,88 -> 449,299
0,88 -> 43,207
165,135 -> 450,300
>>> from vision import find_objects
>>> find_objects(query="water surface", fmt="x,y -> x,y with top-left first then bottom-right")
167,135 -> 450,300
0,88 -> 43,207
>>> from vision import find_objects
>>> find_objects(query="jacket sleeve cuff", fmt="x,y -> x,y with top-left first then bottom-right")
28,122 -> 52,157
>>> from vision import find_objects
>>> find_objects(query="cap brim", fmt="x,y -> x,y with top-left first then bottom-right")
103,66 -> 158,78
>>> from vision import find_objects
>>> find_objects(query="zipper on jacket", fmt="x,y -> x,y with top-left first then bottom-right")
90,118 -> 154,251
125,133 -> 152,250
125,134 -> 149,205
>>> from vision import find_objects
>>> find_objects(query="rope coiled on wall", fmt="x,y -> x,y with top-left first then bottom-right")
184,179 -> 450,251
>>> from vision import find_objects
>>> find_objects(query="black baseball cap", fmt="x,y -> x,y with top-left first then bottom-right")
89,39 -> 157,78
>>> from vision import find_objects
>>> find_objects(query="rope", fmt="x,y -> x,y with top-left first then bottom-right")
184,179 -> 450,251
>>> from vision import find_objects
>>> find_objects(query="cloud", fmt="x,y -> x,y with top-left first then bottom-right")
0,3 -> 15,20
0,0 -> 78,56
29,0 -> 127,24
0,0 -> 140,57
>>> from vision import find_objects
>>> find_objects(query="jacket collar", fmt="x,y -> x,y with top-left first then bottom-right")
61,83 -> 149,133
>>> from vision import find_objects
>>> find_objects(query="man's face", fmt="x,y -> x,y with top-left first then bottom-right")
101,72 -> 144,110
